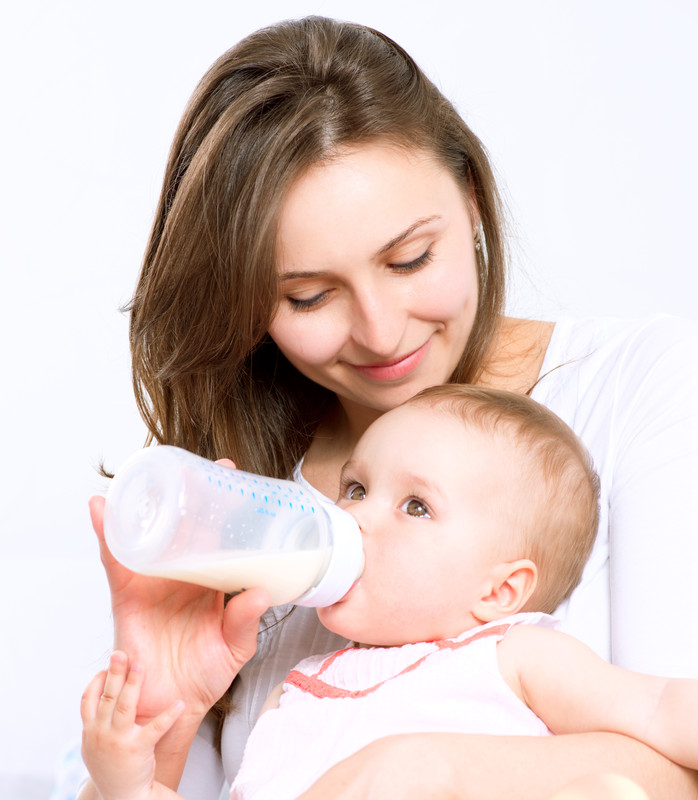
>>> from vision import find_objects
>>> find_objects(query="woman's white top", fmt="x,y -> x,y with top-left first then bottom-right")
182,314 -> 698,797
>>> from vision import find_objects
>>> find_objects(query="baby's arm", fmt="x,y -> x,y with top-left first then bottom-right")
499,625 -> 698,769
80,651 -> 186,800
258,681 -> 285,715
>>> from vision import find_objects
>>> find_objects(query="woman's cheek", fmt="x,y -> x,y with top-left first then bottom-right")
270,312 -> 346,367
425,265 -> 477,321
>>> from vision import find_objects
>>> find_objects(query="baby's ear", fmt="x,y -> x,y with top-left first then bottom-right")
473,560 -> 537,623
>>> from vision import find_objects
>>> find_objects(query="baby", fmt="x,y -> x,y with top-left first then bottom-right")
81,386 -> 696,800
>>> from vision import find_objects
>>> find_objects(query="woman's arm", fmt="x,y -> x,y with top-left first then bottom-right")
79,496 -> 270,795
297,731 -> 698,800
607,317 -> 698,677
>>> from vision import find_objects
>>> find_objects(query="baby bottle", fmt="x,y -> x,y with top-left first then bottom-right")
103,445 -> 364,607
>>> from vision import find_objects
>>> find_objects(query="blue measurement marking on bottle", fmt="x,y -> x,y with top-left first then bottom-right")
200,456 -> 320,517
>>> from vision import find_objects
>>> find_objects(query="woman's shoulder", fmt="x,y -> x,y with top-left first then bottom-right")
545,313 -> 697,363
535,314 -> 698,407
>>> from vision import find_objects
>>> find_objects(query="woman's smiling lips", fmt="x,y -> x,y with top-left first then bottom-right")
348,339 -> 431,382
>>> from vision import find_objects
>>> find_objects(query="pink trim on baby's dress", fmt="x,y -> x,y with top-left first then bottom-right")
285,623 -> 512,699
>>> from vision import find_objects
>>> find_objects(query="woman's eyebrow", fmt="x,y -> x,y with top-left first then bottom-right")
374,215 -> 442,258
278,269 -> 331,282
278,215 -> 442,281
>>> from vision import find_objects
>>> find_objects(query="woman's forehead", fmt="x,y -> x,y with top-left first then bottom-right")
275,144 -> 465,267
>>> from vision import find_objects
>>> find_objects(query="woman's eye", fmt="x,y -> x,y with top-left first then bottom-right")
390,248 -> 434,273
286,292 -> 328,311
346,484 -> 366,501
401,498 -> 431,518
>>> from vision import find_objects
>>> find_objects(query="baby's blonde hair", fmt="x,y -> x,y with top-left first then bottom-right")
407,385 -> 600,614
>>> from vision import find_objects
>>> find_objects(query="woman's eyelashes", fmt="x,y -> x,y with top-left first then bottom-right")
389,247 -> 434,273
284,247 -> 435,311
286,291 -> 329,311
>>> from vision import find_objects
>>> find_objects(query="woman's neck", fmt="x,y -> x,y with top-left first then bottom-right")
477,317 -> 555,394
301,400 -> 371,500
301,316 -> 556,498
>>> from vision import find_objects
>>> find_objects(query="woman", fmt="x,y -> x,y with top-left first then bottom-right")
80,16 -> 698,799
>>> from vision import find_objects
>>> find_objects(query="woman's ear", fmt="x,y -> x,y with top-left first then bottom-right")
469,205 -> 483,244
472,559 -> 538,623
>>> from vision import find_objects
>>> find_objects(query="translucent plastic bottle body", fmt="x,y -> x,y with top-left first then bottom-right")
103,446 -> 364,607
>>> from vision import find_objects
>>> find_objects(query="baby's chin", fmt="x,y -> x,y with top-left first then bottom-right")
316,603 -> 367,643
316,604 -> 348,637
316,606 -> 409,647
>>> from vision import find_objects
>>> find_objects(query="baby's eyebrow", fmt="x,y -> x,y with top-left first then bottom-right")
338,458 -> 358,482
397,471 -> 447,503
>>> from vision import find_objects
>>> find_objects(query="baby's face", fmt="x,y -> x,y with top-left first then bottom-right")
318,403 -> 523,646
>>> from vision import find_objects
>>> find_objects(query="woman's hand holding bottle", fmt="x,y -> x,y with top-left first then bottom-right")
88,494 -> 270,744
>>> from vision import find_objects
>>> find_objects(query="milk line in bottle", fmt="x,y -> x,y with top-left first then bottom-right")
103,445 -> 364,607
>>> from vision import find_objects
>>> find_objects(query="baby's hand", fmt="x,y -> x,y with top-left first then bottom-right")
81,651 -> 184,800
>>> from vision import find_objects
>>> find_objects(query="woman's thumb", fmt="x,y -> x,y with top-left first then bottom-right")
222,587 -> 271,667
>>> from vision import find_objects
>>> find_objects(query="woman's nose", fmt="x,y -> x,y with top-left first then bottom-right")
350,286 -> 407,357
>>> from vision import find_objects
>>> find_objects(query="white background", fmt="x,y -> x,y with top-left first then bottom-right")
1,0 -> 696,796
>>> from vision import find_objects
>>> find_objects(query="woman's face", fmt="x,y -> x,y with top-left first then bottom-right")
268,143 -> 480,417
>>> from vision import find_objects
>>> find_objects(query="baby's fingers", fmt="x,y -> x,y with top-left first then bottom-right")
111,659 -> 145,732
142,699 -> 186,747
80,669 -> 107,723
95,651 -> 129,723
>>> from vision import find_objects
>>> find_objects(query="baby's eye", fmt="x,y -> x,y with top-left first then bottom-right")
401,498 -> 431,518
346,484 -> 366,501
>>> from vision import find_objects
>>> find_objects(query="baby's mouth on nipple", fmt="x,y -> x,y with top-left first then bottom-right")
337,576 -> 361,602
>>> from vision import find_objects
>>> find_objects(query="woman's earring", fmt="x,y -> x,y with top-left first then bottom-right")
474,236 -> 482,252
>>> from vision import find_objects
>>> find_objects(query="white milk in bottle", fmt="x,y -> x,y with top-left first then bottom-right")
103,445 -> 364,607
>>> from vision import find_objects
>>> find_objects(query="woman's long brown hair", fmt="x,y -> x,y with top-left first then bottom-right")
125,15 -> 508,737
128,15 -> 507,480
